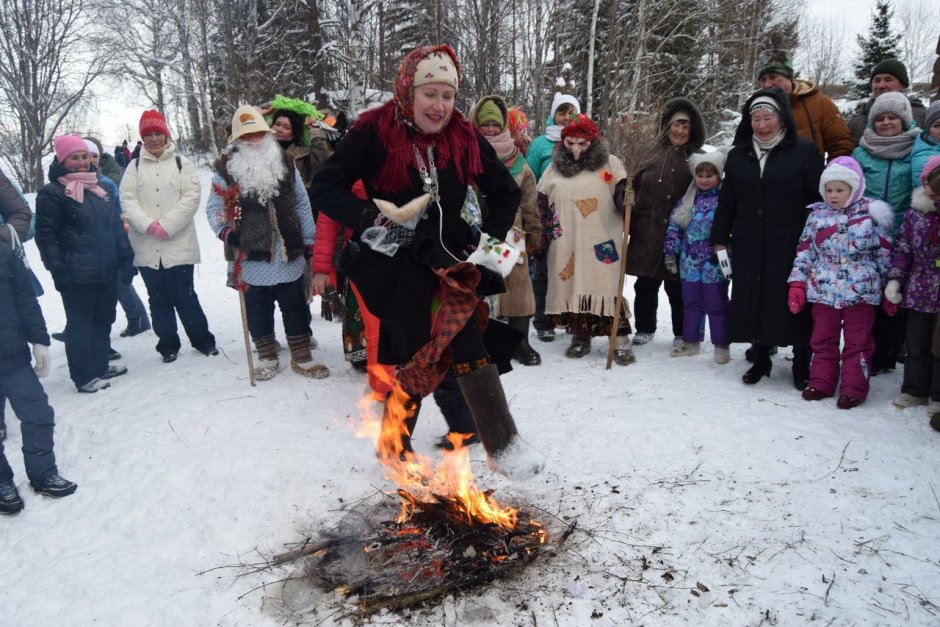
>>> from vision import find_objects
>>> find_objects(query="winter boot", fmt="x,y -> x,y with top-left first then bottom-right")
30,473 -> 77,498
76,378 -> 111,393
565,334 -> 592,358
508,317 -> 541,366
791,345 -> 811,391
671,341 -> 701,357
456,363 -> 544,480
613,336 -> 636,366
252,335 -> 280,380
802,386 -> 830,401
745,344 -> 777,362
287,334 -> 330,379
742,345 -> 772,384
837,395 -> 863,410
0,480 -> 23,515
893,393 -> 928,409
713,345 -> 730,364
536,327 -> 556,342
379,385 -> 421,460
632,332 -> 654,346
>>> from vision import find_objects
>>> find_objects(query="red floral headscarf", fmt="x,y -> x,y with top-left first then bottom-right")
561,114 -> 601,142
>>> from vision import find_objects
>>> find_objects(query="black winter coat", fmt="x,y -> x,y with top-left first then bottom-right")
710,89 -> 824,347
0,245 -> 49,375
35,159 -> 133,290
311,121 -> 521,365
0,170 -> 31,245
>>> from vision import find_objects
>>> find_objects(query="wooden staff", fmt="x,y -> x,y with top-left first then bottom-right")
239,288 -> 256,387
606,188 -> 634,370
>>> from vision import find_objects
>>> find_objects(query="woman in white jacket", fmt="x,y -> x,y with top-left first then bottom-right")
119,110 -> 216,363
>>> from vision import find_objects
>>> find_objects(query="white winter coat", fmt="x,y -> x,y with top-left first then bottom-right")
119,142 -> 202,269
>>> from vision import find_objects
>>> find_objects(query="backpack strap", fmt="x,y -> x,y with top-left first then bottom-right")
135,156 -> 182,172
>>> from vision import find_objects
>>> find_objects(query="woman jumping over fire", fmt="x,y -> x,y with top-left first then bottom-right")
311,45 -> 544,480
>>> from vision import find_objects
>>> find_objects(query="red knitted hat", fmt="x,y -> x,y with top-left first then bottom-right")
561,114 -> 600,142
139,109 -> 170,138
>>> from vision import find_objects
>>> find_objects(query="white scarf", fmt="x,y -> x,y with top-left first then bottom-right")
752,131 -> 785,177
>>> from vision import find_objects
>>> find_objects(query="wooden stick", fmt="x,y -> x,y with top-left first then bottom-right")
239,290 -> 256,386
606,188 -> 634,369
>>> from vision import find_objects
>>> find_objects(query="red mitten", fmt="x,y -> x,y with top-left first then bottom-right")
788,283 -> 806,314
882,299 -> 899,317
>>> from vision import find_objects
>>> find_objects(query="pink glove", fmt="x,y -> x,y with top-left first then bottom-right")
882,299 -> 899,317
147,221 -> 170,240
788,283 -> 806,314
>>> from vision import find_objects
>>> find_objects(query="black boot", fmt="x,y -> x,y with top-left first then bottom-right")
745,344 -> 778,362
379,386 -> 421,460
508,316 -> 541,366
791,344 -> 811,391
742,345 -> 772,384
456,364 -> 544,480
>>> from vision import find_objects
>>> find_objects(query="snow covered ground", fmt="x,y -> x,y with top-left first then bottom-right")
2,169 -> 939,626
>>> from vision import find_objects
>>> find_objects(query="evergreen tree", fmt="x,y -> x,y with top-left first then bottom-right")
851,0 -> 902,99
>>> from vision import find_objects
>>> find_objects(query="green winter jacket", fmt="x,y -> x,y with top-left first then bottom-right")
526,116 -> 558,182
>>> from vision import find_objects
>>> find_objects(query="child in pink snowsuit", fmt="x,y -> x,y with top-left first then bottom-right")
788,156 -> 894,409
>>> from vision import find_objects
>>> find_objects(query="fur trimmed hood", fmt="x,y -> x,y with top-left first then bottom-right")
909,186 -> 939,214
551,137 -> 610,177
865,198 -> 896,226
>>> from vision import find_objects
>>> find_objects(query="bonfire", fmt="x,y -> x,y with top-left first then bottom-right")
274,374 -> 551,615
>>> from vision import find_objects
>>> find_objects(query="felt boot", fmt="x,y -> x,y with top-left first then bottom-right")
456,364 -> 544,480
379,385 -> 421,460
508,316 -> 541,366
287,334 -> 330,379
253,334 -> 280,380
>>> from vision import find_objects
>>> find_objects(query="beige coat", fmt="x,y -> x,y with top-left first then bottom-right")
498,160 -> 540,317
119,143 -> 202,269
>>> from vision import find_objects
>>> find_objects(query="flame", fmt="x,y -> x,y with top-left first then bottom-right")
356,365 -> 520,530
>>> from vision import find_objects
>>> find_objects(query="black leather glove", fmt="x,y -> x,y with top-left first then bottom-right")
221,227 -> 240,248
475,265 -> 506,297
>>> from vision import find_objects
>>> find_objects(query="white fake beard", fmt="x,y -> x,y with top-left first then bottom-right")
227,134 -> 287,205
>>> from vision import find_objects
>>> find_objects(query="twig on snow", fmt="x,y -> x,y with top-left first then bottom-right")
812,441 -> 850,482
930,482 -> 940,515
823,572 -> 835,606
167,420 -> 186,445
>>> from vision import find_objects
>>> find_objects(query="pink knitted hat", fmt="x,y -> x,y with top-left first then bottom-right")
54,135 -> 88,163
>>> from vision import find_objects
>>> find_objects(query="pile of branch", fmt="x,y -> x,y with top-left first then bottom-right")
274,491 -> 551,616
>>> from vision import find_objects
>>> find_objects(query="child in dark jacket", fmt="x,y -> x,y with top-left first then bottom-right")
884,156 -> 940,429
788,156 -> 894,409
663,150 -> 731,363
0,245 -> 77,514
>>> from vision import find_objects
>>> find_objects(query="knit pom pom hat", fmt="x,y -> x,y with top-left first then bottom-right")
920,155 -> 940,191
868,92 -> 913,127
819,156 -> 866,207
54,135 -> 88,163
139,109 -> 170,138
550,93 -> 581,119
924,101 -> 940,132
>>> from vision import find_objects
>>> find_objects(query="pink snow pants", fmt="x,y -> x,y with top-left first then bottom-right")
809,303 -> 876,400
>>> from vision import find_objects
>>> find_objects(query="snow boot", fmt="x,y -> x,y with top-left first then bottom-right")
456,363 -> 544,480
802,386 -> 830,401
565,334 -> 591,358
287,334 -> 330,379
253,335 -> 280,380
837,395 -> 862,410
508,317 -> 541,366
791,345 -> 810,391
30,473 -> 77,498
76,378 -> 111,393
0,481 -> 23,515
745,344 -> 777,362
632,332 -> 654,346
613,336 -> 636,366
742,345 -> 772,384
536,327 -> 556,342
671,341 -> 701,357
893,393 -> 928,409
713,345 -> 730,364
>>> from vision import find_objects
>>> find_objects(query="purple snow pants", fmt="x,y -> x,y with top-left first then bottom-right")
809,303 -> 876,400
681,280 -> 729,346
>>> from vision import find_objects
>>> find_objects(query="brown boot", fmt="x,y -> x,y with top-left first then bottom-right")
456,364 -> 544,480
286,334 -> 330,379
253,335 -> 279,380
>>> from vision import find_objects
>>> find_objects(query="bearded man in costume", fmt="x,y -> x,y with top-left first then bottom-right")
206,105 -> 328,380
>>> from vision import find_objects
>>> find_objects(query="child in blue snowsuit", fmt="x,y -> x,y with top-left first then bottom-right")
663,150 -> 730,364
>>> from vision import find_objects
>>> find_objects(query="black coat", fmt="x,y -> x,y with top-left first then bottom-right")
311,120 -> 521,365
710,88 -> 824,346
0,170 -> 31,245
0,245 -> 49,375
35,159 -> 134,290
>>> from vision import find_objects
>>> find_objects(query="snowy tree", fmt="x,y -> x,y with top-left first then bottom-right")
794,16 -> 850,89
895,0 -> 940,86
851,0 -> 902,99
0,0 -> 106,191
